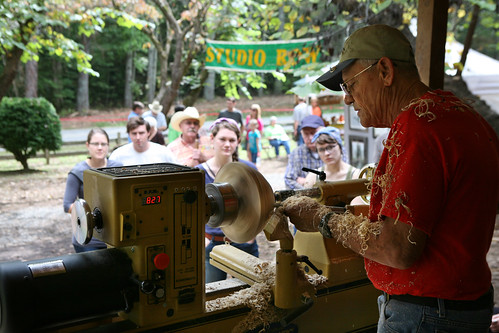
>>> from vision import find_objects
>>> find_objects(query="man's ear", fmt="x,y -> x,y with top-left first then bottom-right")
378,57 -> 395,86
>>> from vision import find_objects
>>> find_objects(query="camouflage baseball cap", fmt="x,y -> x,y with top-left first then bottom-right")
316,24 -> 415,91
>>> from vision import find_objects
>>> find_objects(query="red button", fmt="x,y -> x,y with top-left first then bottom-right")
153,253 -> 170,270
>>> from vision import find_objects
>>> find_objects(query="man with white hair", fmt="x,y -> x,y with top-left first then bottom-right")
144,116 -> 165,145
282,24 -> 499,331
166,107 -> 213,167
263,116 -> 290,158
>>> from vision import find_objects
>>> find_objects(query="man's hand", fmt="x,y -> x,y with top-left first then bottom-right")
296,177 -> 307,186
281,196 -> 327,232
490,314 -> 499,332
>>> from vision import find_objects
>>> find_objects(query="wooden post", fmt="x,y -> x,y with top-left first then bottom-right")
415,0 -> 449,89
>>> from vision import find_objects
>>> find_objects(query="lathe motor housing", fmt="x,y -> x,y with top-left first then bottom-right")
81,163 -> 207,327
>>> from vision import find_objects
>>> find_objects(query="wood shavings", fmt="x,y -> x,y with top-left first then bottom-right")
393,192 -> 416,245
327,211 -> 382,256
402,90 -> 474,123
205,257 -> 327,332
206,261 -> 280,332
403,97 -> 437,122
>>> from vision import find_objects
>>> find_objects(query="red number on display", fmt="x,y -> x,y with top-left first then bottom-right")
143,195 -> 161,205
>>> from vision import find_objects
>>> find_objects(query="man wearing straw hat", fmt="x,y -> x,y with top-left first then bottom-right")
143,100 -> 167,132
166,107 -> 213,167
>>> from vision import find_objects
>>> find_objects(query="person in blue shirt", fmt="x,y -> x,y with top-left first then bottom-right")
246,119 -> 262,164
196,118 -> 258,283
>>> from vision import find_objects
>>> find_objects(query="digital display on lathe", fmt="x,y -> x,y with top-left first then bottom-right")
142,195 -> 161,206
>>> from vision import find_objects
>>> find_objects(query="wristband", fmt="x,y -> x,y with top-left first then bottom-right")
318,212 -> 334,238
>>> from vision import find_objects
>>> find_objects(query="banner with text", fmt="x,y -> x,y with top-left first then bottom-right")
205,38 -> 320,72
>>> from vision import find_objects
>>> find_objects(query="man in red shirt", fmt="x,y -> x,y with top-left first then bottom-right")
283,24 -> 499,332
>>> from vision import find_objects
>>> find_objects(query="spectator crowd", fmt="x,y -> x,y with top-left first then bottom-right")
64,95 -> 344,279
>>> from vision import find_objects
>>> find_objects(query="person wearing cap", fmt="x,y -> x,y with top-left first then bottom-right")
284,115 -> 324,190
303,127 -> 359,188
166,106 -> 213,167
218,97 -> 244,134
263,116 -> 290,158
142,100 -> 167,132
109,116 -> 177,165
292,95 -> 310,145
281,24 -> 499,331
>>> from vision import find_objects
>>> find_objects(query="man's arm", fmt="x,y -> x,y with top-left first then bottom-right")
282,196 -> 427,269
157,113 -> 167,132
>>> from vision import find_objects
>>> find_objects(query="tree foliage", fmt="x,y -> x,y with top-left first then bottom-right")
1,1 -> 498,112
0,0 -> 149,103
0,97 -> 62,170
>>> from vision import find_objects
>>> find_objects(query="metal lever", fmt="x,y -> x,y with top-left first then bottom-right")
297,255 -> 323,275
302,167 -> 326,181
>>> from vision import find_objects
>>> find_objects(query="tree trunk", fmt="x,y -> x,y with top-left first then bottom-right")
76,35 -> 90,113
124,51 -> 134,108
147,46 -> 158,103
456,4 -> 480,77
24,60 -> 38,98
52,59 -> 64,110
203,71 -> 215,101
76,71 -> 89,114
11,60 -> 24,97
0,47 -> 24,102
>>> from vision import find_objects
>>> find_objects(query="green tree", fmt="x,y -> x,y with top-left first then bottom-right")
0,97 -> 62,170
0,0 -> 97,102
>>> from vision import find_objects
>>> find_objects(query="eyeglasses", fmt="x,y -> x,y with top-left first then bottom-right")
89,142 -> 109,147
317,144 -> 338,154
340,60 -> 379,96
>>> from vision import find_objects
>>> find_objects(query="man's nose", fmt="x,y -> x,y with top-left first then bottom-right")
343,94 -> 354,105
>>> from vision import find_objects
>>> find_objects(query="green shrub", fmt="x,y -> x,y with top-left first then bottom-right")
0,97 -> 62,170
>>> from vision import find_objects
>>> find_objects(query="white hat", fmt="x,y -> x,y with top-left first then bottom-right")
169,107 -> 206,132
148,101 -> 163,115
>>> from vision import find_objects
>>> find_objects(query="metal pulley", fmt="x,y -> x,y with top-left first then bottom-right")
206,162 -> 275,243
71,198 -> 103,245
